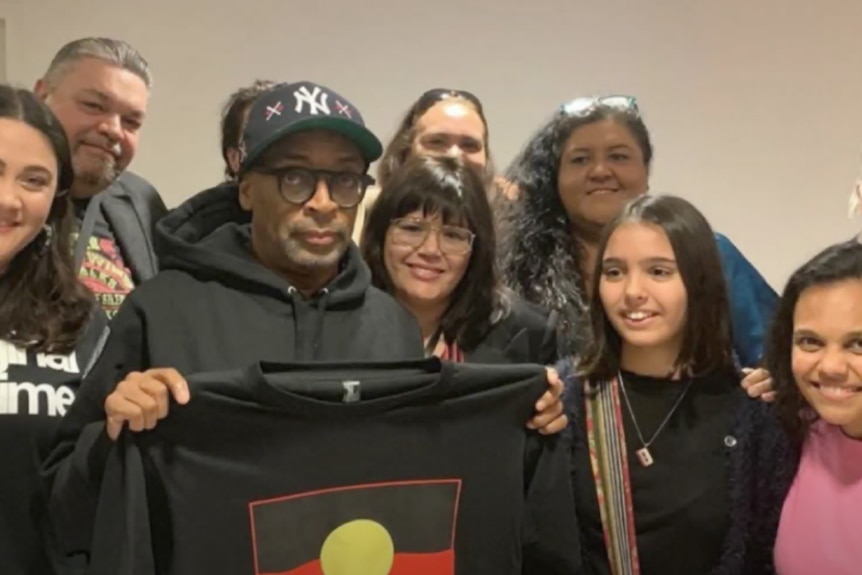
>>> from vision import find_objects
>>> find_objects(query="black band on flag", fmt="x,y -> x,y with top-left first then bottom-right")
250,479 -> 460,575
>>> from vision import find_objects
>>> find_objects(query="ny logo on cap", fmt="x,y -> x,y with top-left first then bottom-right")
294,85 -> 330,116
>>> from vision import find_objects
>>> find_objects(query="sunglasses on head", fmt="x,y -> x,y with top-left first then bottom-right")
560,95 -> 639,116
415,88 -> 484,117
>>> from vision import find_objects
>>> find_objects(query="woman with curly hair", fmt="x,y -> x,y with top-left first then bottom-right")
766,240 -> 862,575
499,97 -> 776,369
0,85 -> 106,574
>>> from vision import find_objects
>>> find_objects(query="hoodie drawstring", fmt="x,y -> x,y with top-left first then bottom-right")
310,288 -> 330,359
287,286 -> 331,360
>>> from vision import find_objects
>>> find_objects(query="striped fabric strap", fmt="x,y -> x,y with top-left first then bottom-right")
584,377 -> 641,575
438,340 -> 465,363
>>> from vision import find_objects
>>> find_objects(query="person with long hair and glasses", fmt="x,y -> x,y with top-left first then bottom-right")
766,240 -> 862,574
0,85 -> 106,574
361,154 -> 567,437
362,154 -> 556,365
499,96 -> 777,379
359,155 -> 578,572
560,194 -> 792,575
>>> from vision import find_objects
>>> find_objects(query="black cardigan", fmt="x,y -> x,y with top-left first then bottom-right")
557,359 -> 797,575
465,298 -> 558,366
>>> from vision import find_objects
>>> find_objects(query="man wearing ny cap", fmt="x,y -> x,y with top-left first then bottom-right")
41,81 -> 564,567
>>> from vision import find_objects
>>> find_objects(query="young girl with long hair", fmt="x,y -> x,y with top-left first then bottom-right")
562,194 -> 793,575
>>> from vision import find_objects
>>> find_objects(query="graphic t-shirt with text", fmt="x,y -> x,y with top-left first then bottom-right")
0,339 -> 83,574
73,199 -> 135,318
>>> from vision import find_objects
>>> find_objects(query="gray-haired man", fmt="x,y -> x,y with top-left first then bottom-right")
35,37 -> 166,317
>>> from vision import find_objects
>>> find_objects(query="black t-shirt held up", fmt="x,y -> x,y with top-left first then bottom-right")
87,360 -> 582,575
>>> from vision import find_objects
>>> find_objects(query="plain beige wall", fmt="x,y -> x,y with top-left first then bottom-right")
1,0 -> 861,290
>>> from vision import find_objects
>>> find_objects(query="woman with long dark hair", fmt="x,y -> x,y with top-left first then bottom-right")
561,194 -> 793,574
766,240 -> 862,574
362,155 -> 567,436
363,154 -> 554,364
0,85 -> 106,574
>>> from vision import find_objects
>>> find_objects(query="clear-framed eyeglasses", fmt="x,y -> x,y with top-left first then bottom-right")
389,217 -> 475,256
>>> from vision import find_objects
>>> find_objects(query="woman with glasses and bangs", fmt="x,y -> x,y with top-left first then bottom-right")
362,154 -> 557,366
361,155 -> 577,571
498,96 -> 778,378
354,88 -> 516,246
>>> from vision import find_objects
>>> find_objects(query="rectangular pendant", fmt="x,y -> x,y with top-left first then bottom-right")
636,447 -> 654,467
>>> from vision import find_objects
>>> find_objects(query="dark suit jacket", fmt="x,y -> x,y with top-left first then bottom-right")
465,298 -> 559,366
73,172 -> 167,285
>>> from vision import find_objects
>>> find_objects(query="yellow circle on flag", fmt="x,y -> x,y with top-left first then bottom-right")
319,519 -> 395,575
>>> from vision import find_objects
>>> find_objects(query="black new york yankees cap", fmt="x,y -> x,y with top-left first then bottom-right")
239,81 -> 383,173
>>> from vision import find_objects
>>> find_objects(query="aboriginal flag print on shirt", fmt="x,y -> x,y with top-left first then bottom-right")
85,359 -> 581,575
251,480 -> 460,575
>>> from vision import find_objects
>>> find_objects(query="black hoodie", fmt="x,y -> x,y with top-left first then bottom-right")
40,183 -> 425,568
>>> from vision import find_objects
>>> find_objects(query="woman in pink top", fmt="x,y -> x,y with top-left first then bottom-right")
767,240 -> 862,574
